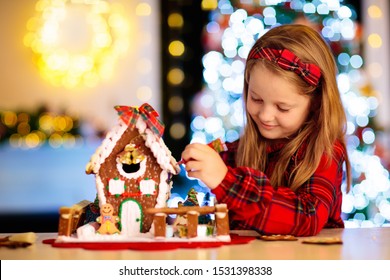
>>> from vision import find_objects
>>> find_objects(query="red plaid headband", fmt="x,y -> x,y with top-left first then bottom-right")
248,47 -> 321,87
115,103 -> 165,137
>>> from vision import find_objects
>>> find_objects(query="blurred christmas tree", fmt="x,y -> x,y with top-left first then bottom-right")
191,0 -> 390,227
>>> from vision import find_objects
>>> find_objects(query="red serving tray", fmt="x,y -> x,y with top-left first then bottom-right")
43,234 -> 254,251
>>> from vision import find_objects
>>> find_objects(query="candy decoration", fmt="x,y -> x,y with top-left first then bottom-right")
178,138 -> 227,165
207,138 -> 228,153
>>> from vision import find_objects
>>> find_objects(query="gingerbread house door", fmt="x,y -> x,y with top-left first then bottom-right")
119,199 -> 142,236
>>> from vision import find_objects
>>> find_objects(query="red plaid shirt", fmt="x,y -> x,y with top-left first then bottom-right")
212,140 -> 346,236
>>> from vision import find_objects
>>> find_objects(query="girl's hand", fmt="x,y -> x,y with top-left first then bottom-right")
181,143 -> 228,189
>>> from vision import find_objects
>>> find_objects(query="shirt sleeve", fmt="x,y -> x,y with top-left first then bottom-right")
211,142 -> 345,237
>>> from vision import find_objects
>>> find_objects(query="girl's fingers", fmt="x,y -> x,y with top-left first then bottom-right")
184,160 -> 202,172
186,170 -> 201,180
181,143 -> 209,162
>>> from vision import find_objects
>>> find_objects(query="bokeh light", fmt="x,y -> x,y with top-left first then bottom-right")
24,0 -> 130,89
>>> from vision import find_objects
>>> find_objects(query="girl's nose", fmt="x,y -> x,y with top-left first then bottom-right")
258,106 -> 274,122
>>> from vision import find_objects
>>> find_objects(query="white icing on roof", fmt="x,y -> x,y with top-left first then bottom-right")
86,117 -> 180,175
86,119 -> 128,174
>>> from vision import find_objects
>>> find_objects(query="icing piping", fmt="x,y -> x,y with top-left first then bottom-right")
96,175 -> 107,207
119,198 -> 143,236
155,170 -> 172,208
116,157 -> 147,179
136,118 -> 180,175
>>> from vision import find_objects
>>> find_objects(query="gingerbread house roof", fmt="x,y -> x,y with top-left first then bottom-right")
86,103 -> 180,176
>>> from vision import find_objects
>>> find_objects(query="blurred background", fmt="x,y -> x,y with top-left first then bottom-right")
1,0 -> 390,232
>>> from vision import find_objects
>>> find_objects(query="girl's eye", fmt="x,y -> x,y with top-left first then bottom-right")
251,95 -> 262,103
277,106 -> 289,112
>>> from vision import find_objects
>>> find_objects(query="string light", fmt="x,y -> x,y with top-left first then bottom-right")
168,13 -> 184,28
1,109 -> 81,149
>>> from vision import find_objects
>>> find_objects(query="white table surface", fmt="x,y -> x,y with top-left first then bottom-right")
1,227 -> 390,260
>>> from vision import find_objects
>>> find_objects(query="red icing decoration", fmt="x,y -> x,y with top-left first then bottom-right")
121,191 -> 143,198
43,234 -> 254,251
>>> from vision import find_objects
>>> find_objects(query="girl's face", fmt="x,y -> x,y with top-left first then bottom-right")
246,64 -> 311,140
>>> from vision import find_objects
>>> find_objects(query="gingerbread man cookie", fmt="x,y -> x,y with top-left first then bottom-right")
96,203 -> 120,234
257,234 -> 298,241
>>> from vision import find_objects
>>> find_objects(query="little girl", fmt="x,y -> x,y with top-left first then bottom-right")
181,24 -> 351,237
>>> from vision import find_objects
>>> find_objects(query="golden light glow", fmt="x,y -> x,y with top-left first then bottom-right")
168,40 -> 185,56
49,133 -> 63,148
25,133 -> 41,149
368,5 -> 382,18
53,116 -> 73,132
18,113 -> 30,123
368,62 -> 383,78
167,68 -> 185,85
201,0 -> 218,11
169,122 -> 186,139
136,2 -> 152,16
39,114 -> 54,132
2,111 -> 18,127
24,0 -> 130,89
368,33 -> 382,48
1,109 -> 79,149
168,96 -> 184,113
63,133 -> 76,148
136,86 -> 153,102
17,122 -> 31,136
168,13 -> 184,28
9,134 -> 22,148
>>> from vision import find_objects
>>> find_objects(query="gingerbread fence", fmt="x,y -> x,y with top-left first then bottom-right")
146,204 -> 229,238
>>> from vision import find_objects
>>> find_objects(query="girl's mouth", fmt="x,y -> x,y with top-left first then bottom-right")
260,122 -> 276,130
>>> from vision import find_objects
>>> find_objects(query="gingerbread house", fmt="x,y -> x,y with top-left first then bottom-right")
84,103 -> 180,236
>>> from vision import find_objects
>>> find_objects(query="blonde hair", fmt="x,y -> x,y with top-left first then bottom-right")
237,24 -> 351,192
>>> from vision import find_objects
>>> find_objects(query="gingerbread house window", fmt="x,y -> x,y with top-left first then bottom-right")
139,179 -> 156,195
116,143 -> 147,179
108,178 -> 125,195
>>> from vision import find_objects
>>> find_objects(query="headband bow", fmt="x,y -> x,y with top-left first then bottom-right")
114,103 -> 165,137
248,47 -> 321,87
